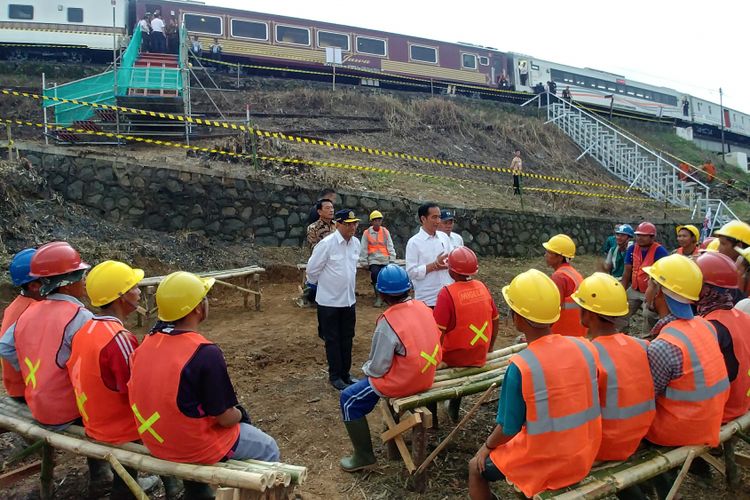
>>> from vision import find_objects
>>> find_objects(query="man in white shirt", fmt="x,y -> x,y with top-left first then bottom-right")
406,203 -> 452,307
137,13 -> 151,53
306,209 -> 361,391
149,13 -> 165,53
438,209 -> 465,250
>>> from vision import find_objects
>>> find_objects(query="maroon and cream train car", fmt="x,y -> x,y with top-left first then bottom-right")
135,0 -> 512,88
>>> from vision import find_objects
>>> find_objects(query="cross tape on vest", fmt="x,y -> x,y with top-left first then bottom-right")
0,116 -> 666,204
2,90 -> 642,193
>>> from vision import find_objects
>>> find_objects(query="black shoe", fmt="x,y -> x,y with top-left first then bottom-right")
330,378 -> 348,391
343,375 -> 359,385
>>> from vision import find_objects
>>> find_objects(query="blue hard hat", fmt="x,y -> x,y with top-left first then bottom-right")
615,224 -> 635,238
376,264 -> 412,295
9,248 -> 37,286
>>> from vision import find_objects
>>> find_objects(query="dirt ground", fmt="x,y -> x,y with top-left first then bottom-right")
1,253 -> 749,499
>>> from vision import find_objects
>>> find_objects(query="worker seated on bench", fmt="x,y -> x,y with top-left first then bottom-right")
339,264 -> 441,472
433,247 -> 498,421
1,248 -> 43,404
469,269 -> 602,500
128,272 -> 279,496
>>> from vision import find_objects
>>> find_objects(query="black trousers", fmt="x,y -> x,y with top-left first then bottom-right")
369,264 -> 386,286
317,304 -> 356,381
513,175 -> 521,195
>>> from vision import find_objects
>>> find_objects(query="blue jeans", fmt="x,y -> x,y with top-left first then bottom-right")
340,378 -> 380,421
226,423 -> 280,462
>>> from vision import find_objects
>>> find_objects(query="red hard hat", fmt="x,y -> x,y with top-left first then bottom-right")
448,246 -> 478,276
699,236 -> 716,250
29,241 -> 90,278
695,251 -> 738,289
634,222 -> 657,236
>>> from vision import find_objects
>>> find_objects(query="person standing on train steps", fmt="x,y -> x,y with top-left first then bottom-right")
307,210 -> 361,391
210,38 -> 224,70
510,150 -> 523,196
149,12 -> 165,54
359,210 -> 396,308
406,203 -> 452,308
468,269 -> 602,499
1,249 -> 42,403
190,35 -> 203,58
138,13 -> 152,53
694,252 -> 750,423
438,209 -> 464,250
543,234 -> 586,337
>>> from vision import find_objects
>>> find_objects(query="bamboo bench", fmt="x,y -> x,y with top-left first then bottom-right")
0,397 -> 306,500
136,266 -> 265,325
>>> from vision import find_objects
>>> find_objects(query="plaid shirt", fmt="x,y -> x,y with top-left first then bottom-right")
647,339 -> 684,396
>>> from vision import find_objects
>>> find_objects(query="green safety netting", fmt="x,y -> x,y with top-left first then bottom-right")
44,25 -> 186,127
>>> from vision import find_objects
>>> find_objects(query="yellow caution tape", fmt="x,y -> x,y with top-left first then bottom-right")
0,43 -> 87,48
0,116 -> 668,204
0,26 -> 121,36
2,89 -> 642,192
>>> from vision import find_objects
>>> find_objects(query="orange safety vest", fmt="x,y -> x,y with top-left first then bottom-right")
128,331 -> 240,463
490,335 -> 602,497
441,280 -> 494,367
366,227 -> 390,257
631,244 -> 661,293
550,265 -> 586,337
593,334 -> 655,461
676,246 -> 699,258
646,318 -> 729,447
67,318 -> 140,444
370,300 -> 442,398
15,299 -> 83,425
1,295 -> 35,398
703,309 -> 750,423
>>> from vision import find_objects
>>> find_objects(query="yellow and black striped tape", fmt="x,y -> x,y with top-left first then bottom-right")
2,88 -> 642,192
0,43 -> 87,49
0,116 -> 670,204
0,26 -> 121,36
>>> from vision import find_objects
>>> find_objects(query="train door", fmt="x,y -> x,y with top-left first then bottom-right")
724,109 -> 731,129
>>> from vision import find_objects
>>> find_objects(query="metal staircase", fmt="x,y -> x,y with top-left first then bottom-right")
545,95 -> 736,230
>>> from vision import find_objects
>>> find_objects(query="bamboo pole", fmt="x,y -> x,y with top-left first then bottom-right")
0,413 -> 270,491
4,438 -> 44,467
430,366 -> 507,389
534,411 -> 750,500
432,355 -> 513,382
392,374 -> 505,413
665,449 -> 696,500
232,460 -> 307,485
415,383 -> 497,475
106,453 -> 148,500
214,279 -> 261,296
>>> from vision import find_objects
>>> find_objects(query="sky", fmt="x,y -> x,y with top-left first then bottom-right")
203,0 -> 749,114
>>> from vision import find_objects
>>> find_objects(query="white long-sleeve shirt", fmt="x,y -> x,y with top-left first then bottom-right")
306,230 -> 360,307
405,228 -> 453,306
150,17 -> 165,33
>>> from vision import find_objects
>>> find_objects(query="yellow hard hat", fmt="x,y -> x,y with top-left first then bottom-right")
369,210 -> 383,221
676,224 -> 700,242
542,234 -> 576,259
502,269 -> 561,324
156,271 -> 215,322
706,239 -> 720,252
737,246 -> 750,265
643,254 -> 703,302
714,220 -> 750,246
571,272 -> 628,317
86,260 -> 145,307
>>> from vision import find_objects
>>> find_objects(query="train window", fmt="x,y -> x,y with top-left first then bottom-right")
184,13 -> 222,35
461,53 -> 477,70
356,36 -> 386,56
8,4 -> 33,20
410,44 -> 437,64
478,56 -> 489,66
317,30 -> 349,51
276,25 -> 310,46
67,7 -> 83,23
231,19 -> 267,40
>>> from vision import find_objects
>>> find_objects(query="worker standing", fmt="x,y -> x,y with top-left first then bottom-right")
129,272 -> 279,497
571,273 -> 655,462
1,249 -> 42,403
621,222 -> 668,335
297,198 -> 336,308
510,149 -> 522,196
438,210 -> 464,250
714,219 -> 750,261
359,210 -> 396,308
433,247 -> 499,421
468,269 -> 601,499
542,234 -> 586,336
674,224 -> 700,258
338,265 -> 441,472
694,252 -> 750,423
306,209 -> 361,390
405,203 -> 452,307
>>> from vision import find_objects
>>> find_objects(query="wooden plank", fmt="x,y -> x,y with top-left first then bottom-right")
411,422 -> 427,491
380,412 -> 420,443
253,274 -> 261,311
0,460 -> 42,488
40,443 -> 54,500
379,402 -> 416,473
735,452 -> 750,467
414,407 -> 433,429
665,449 -> 696,500
699,452 -> 725,476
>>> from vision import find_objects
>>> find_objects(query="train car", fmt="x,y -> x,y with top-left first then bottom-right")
0,0 -> 128,60
136,0 -> 512,90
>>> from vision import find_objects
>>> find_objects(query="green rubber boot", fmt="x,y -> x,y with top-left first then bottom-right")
340,417 -> 376,472
373,286 -> 384,307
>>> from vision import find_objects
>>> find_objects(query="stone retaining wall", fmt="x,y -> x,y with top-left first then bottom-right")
21,146 -> 689,257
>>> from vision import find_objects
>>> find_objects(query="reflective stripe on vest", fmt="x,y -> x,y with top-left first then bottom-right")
562,302 -> 580,310
517,337 -> 600,435
131,403 -> 164,443
366,227 -> 389,257
469,321 -> 489,345
594,339 -> 655,419
420,344 -> 440,373
23,357 -> 40,388
662,327 -> 730,402
76,390 -> 89,422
